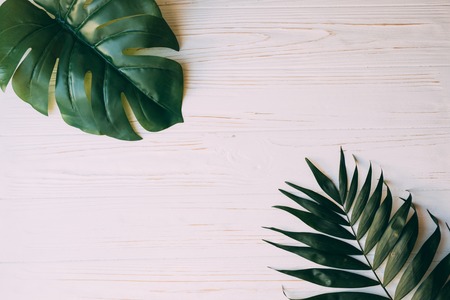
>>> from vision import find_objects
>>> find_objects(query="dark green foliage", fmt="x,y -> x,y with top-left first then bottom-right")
0,0 -> 183,140
277,268 -> 379,288
395,211 -> 441,299
291,292 -> 389,300
294,292 -> 388,300
264,228 -> 361,255
267,150 -> 449,300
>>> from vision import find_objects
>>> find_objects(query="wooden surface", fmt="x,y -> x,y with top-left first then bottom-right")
1,0 -> 449,299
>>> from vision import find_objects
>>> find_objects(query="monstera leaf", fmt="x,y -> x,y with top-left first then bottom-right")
0,0 -> 183,140
266,149 -> 450,300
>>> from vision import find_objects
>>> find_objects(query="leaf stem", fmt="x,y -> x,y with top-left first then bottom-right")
345,215 -> 394,300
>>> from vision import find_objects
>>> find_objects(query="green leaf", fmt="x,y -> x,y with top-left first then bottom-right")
383,209 -> 418,285
350,165 -> 372,225
395,211 -> 441,300
344,164 -> 358,213
339,148 -> 348,205
435,280 -> 450,300
264,240 -> 369,270
357,172 -> 384,239
411,251 -> 450,300
279,189 -> 349,225
292,292 -> 389,300
364,188 -> 393,254
0,0 -> 183,140
264,228 -> 361,255
268,150 -> 450,300
373,195 -> 412,269
306,158 -> 341,204
286,182 -> 345,215
273,206 -> 355,240
276,268 -> 379,288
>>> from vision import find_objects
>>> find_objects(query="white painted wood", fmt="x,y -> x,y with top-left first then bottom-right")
0,0 -> 449,299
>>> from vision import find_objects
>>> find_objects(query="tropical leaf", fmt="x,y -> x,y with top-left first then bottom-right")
344,161 -> 358,213
278,189 -> 348,225
267,150 -> 450,300
364,188 -> 392,254
264,240 -> 369,270
357,171 -> 383,239
350,164 -> 372,225
411,251 -> 450,300
372,196 -> 412,270
436,280 -> 450,300
284,292 -> 389,300
0,0 -> 183,140
394,211 -> 441,299
338,148 -> 348,204
277,268 -> 379,288
264,228 -> 362,255
273,205 -> 354,240
306,157 -> 341,204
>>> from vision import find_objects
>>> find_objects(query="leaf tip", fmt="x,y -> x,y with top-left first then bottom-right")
134,135 -> 144,141
281,286 -> 290,299
174,41 -> 180,52
427,210 -> 439,224
406,193 -> 412,202
285,181 -> 299,190
400,193 -> 412,203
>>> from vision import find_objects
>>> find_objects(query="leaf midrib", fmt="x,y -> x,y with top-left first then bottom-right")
50,12 -> 179,117
344,211 -> 394,300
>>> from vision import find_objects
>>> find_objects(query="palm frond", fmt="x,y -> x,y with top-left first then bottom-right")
267,148 -> 450,300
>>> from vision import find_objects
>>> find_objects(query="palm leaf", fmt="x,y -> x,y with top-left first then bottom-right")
344,161 -> 358,213
372,195 -> 412,270
279,189 -> 348,225
350,164 -> 372,225
264,228 -> 361,255
364,188 -> 392,254
394,211 -> 441,299
264,240 -> 369,270
267,150 -> 450,300
339,148 -> 348,204
288,292 -> 389,300
411,251 -> 450,300
0,0 -> 183,140
277,268 -> 379,288
357,172 -> 383,239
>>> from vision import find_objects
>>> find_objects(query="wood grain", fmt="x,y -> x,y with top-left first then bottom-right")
0,0 -> 449,299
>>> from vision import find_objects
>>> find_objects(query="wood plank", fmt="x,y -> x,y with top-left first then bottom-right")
0,1 -> 449,300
